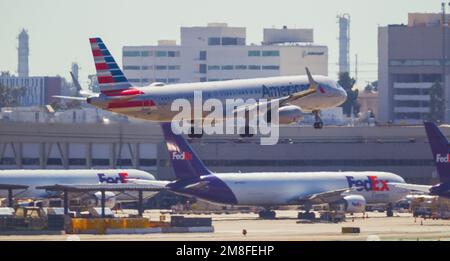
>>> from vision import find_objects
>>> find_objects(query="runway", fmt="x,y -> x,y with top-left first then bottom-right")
1,210 -> 450,241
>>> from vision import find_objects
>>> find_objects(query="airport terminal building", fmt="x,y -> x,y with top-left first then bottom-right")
0,122 -> 441,185
122,23 -> 328,85
378,13 -> 450,124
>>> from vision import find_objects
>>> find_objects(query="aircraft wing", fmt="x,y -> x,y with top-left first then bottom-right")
36,181 -> 169,192
290,188 -> 349,205
390,183 -> 431,193
230,67 -> 318,116
0,184 -> 29,190
52,95 -> 87,101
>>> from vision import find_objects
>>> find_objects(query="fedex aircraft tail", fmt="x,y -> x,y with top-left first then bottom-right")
160,123 -> 212,180
424,121 -> 450,183
89,37 -> 133,95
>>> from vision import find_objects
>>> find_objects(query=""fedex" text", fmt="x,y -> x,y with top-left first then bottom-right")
436,154 -> 450,163
346,176 -> 389,192
172,151 -> 193,161
97,172 -> 128,184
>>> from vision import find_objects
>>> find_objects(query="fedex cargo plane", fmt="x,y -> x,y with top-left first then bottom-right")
56,38 -> 347,137
135,123 -> 409,219
0,169 -> 156,207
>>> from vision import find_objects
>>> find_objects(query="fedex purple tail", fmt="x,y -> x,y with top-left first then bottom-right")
424,121 -> 450,183
160,123 -> 212,180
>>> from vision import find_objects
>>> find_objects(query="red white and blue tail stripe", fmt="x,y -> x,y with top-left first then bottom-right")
89,37 -> 133,94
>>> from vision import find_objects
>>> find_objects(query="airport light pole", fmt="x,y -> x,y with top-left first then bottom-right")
443,2 -> 446,122
443,2 -> 450,122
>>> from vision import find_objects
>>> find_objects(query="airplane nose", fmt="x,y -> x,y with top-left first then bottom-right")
329,86 -> 347,106
340,87 -> 347,99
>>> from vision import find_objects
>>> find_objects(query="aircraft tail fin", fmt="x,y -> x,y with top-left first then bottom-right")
424,121 -> 450,183
89,37 -> 133,95
160,123 -> 212,180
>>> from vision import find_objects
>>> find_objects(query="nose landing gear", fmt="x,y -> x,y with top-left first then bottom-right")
258,209 -> 276,219
239,124 -> 255,138
188,120 -> 203,138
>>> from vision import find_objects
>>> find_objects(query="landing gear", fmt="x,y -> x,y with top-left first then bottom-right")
386,203 -> 394,217
297,203 -> 316,220
188,121 -> 203,138
239,125 -> 254,138
297,211 -> 316,220
313,122 -> 323,129
239,110 -> 254,138
312,110 -> 323,129
258,209 -> 276,219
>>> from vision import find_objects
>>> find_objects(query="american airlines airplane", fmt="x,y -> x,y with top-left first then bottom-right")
56,38 -> 347,138
0,169 -> 156,207
135,123 -> 409,219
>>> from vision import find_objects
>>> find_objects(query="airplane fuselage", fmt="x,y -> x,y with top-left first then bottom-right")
167,171 -> 408,207
88,75 -> 347,122
0,169 -> 155,199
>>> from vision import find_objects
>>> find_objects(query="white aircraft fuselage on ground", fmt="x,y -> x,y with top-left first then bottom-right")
155,123 -> 409,218
168,171 -> 408,207
0,169 -> 155,199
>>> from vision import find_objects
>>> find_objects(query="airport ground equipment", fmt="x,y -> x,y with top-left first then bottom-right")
170,216 -> 212,227
36,184 -> 163,218
68,217 -> 169,234
0,206 -> 47,231
430,197 -> 450,219
0,207 -> 14,217
342,227 -> 360,233
68,216 -> 213,234
0,184 -> 29,207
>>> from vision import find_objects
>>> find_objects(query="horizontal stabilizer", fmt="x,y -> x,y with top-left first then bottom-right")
52,95 -> 87,101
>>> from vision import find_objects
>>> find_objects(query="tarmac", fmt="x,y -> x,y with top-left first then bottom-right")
1,210 -> 450,241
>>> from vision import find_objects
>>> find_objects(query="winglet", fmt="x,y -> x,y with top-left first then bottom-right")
70,72 -> 82,92
306,67 -> 314,84
305,67 -> 317,91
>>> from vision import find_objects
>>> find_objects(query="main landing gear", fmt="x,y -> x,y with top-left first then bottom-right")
297,204 -> 316,220
188,121 -> 203,138
240,110 -> 255,138
297,211 -> 316,220
239,124 -> 254,138
386,203 -> 394,217
312,110 -> 323,129
258,209 -> 276,219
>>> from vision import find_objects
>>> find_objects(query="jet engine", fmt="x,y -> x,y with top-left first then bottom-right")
343,195 -> 366,213
277,105 -> 304,124
83,191 -> 116,208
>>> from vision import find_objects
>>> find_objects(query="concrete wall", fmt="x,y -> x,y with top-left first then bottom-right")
0,122 -> 446,184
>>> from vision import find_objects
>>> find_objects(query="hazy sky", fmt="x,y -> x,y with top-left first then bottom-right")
0,0 -> 441,86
